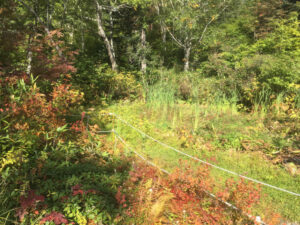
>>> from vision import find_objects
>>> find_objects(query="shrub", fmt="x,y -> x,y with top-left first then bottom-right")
200,53 -> 235,78
117,161 -> 263,224
0,76 -> 83,174
73,63 -> 142,104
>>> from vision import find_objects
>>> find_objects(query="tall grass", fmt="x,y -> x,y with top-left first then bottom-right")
210,93 -> 239,114
144,70 -> 242,127
146,73 -> 177,108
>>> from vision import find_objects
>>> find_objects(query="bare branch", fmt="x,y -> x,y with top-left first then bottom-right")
162,22 -> 184,48
198,4 -> 229,44
198,17 -> 214,43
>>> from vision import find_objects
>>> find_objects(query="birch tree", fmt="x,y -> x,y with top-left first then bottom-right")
92,0 -> 131,71
94,0 -> 118,71
124,0 -> 152,73
161,0 -> 231,71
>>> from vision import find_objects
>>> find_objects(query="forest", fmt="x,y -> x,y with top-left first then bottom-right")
0,0 -> 299,224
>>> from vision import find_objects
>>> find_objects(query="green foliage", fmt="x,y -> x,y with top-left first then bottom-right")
238,55 -> 299,94
253,13 -> 300,57
195,12 -> 300,110
1,0 -> 300,223
107,101 -> 300,222
1,75 -> 281,225
0,76 -> 133,224
73,62 -> 142,104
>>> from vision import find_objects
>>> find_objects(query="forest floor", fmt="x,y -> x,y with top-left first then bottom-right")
92,100 -> 300,223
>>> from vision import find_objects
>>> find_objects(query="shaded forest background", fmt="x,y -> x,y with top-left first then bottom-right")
1,0 -> 299,107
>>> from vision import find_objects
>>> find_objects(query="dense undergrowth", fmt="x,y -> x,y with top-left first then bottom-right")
0,77 -> 275,224
0,70 -> 299,224
0,69 -> 299,224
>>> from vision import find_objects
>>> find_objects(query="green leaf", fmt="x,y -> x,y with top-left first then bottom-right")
56,124 -> 68,133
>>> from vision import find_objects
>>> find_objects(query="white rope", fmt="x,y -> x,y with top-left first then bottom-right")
113,130 -> 265,225
113,130 -> 170,174
108,112 -> 300,197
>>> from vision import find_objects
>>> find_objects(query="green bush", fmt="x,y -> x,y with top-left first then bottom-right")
73,63 -> 142,104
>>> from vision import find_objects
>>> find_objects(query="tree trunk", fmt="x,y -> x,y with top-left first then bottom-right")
61,0 -> 69,29
26,38 -> 33,75
183,45 -> 191,71
79,8 -> 85,52
154,2 -> 166,66
141,28 -> 146,73
80,29 -> 85,52
109,10 -> 115,59
46,0 -> 49,29
26,51 -> 32,75
69,27 -> 74,44
46,0 -> 53,30
94,0 -> 118,71
161,25 -> 166,65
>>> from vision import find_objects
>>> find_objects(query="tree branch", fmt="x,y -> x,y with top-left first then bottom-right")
162,22 -> 184,48
198,4 -> 229,44
16,0 -> 63,58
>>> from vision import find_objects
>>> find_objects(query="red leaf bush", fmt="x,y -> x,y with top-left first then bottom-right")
40,211 -> 69,225
116,160 -> 264,224
16,190 -> 45,222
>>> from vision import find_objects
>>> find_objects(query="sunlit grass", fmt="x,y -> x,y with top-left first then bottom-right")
100,101 -> 300,223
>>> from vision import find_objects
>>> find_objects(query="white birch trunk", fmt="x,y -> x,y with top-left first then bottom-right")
26,35 -> 33,75
161,25 -> 166,65
95,0 -> 118,71
141,28 -> 146,73
26,51 -> 33,75
183,45 -> 191,72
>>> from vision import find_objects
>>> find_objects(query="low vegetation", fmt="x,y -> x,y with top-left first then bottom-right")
0,78 -> 269,224
1,0 -> 299,224
105,98 -> 299,222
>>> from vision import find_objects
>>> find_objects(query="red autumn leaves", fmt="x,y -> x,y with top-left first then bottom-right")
17,184 -> 97,225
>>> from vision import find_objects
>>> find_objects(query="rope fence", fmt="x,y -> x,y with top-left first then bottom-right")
112,129 -> 265,224
107,112 -> 300,197
1,110 -> 297,223
59,111 -> 299,224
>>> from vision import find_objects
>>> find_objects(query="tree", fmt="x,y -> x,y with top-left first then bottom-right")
93,0 -> 121,71
160,0 -> 231,71
123,0 -> 153,73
